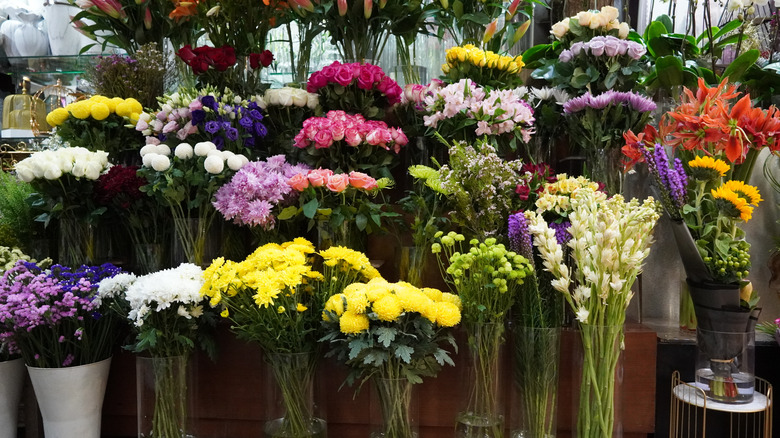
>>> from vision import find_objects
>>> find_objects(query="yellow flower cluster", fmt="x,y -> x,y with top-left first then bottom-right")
442,44 -> 524,76
46,95 -> 144,127
320,245 -> 381,280
550,6 -> 630,40
535,174 -> 603,215
688,155 -> 731,180
711,180 -> 762,222
324,278 -> 462,335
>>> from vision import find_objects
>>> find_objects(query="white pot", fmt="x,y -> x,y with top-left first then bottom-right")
27,357 -> 112,438
0,358 -> 25,438
13,12 -> 49,57
43,3 -> 86,56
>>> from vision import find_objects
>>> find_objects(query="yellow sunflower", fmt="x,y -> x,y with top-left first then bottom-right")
688,156 -> 730,181
711,185 -> 753,221
720,180 -> 762,205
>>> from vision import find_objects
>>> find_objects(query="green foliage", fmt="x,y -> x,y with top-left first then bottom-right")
0,172 -> 35,250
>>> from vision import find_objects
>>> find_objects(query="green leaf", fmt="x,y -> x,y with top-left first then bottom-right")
722,49 -> 760,83
348,338 -> 369,359
394,345 -> 414,363
434,348 -> 455,366
355,213 -> 368,231
375,327 -> 397,348
277,206 -> 299,221
302,198 -> 319,219
655,55 -> 685,87
461,13 -> 491,25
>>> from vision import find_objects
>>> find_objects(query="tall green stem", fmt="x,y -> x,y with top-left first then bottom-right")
576,324 -> 622,438
456,322 -> 504,438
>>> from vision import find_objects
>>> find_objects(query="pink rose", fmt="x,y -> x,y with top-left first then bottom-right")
344,128 -> 362,146
334,65 -> 354,87
288,173 -> 310,191
293,132 -> 308,149
348,171 -> 378,190
366,128 -> 392,147
357,68 -> 375,90
390,128 -> 408,146
604,38 -> 620,57
308,168 -> 333,187
307,72 -> 327,92
320,65 -> 337,82
589,39 -> 605,56
331,121 -> 346,141
313,130 -> 334,149
326,173 -> 350,193
627,42 -> 646,60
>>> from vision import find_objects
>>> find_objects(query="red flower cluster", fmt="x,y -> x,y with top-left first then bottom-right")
249,50 -> 274,69
515,163 -> 557,203
177,45 -> 238,74
306,61 -> 402,105
94,165 -> 145,209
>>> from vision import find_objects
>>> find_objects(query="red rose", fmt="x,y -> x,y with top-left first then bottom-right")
259,50 -> 274,67
176,45 -> 197,64
210,46 -> 236,71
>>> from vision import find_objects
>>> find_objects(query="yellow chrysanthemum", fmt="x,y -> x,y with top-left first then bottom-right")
394,283 -> 433,316
282,237 -> 315,253
372,294 -> 403,322
365,281 -> 391,302
125,97 -> 143,114
90,102 -> 110,120
711,185 -> 753,221
433,302 -> 462,327
688,156 -> 730,180
344,288 -> 370,314
721,180 -> 762,205
421,287 -> 443,302
69,101 -> 91,119
129,112 -> 140,122
339,311 -> 369,334
115,101 -> 133,117
106,97 -> 124,112
46,107 -> 69,126
440,292 -> 462,310
277,306 -> 286,314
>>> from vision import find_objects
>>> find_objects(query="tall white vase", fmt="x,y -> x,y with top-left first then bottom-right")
0,358 -> 25,438
27,357 -> 112,438
43,3 -> 87,56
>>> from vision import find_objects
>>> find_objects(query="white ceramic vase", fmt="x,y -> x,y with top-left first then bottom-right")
13,12 -> 49,57
27,357 -> 112,438
0,358 -> 25,438
43,3 -> 85,56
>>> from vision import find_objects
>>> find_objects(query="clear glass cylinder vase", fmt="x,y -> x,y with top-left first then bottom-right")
370,377 -> 418,438
511,326 -> 561,438
584,147 -> 624,196
171,217 -> 220,268
695,329 -> 755,404
133,243 -> 165,275
572,324 -> 624,438
315,219 -> 365,252
136,355 -> 194,438
398,246 -> 426,288
263,352 -> 326,438
455,322 -> 506,438
58,216 -> 95,267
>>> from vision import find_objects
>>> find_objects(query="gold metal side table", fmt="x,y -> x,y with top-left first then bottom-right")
670,370 -> 772,438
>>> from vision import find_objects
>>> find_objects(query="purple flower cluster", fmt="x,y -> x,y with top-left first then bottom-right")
563,90 -> 656,114
213,155 -> 311,229
548,220 -> 572,246
642,144 -> 688,214
559,36 -> 646,62
508,212 -> 534,261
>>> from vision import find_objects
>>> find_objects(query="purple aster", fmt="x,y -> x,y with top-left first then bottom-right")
626,92 -> 657,113
205,121 -> 221,134
588,90 -> 618,109
563,93 -> 593,114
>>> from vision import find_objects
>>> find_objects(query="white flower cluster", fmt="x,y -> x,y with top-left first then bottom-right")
527,187 -> 660,326
122,263 -> 206,327
728,0 -> 769,11
261,87 -> 319,109
95,272 -> 137,306
527,87 -> 572,106
15,147 -> 110,182
140,141 -> 248,174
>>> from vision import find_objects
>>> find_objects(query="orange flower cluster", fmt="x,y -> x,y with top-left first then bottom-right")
169,0 -> 201,20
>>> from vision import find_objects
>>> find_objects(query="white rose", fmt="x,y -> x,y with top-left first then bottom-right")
267,89 -> 281,106
550,18 -> 570,39
142,153 -> 157,168
57,156 -> 73,173
277,88 -> 293,107
203,155 -> 225,174
44,166 -> 62,180
600,5 -> 619,22
307,94 -> 319,110
194,142 -> 216,156
175,143 -> 194,159
227,155 -> 244,171
71,162 -> 87,178
151,155 -> 171,172
96,150 -> 109,167
255,96 -> 267,109
140,144 -> 157,157
291,88 -> 308,107
15,165 -> 34,182
84,162 -> 103,180
576,11 -> 593,27
618,22 -> 630,39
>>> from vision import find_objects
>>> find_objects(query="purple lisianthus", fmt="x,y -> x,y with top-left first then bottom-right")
213,136 -> 225,150
205,121 -> 221,134
191,109 -> 206,126
200,95 -> 217,111
254,122 -> 268,137
244,136 -> 256,148
239,117 -> 253,129
249,109 -> 264,121
225,127 -> 239,141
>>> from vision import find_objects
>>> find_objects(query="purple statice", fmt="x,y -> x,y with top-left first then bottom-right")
508,212 -> 534,264
213,155 -> 311,229
548,220 -> 572,246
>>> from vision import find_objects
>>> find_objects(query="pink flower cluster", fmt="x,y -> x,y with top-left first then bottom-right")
287,169 -> 379,194
306,61 -> 402,105
423,79 -> 535,142
399,80 -> 443,111
293,110 -> 409,153
559,36 -> 646,62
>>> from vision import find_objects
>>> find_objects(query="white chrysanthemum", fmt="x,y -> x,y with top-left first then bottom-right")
124,263 -> 204,327
96,273 -> 137,306
175,143 -> 194,159
155,144 -> 171,156
142,152 -> 156,168
151,154 -> 171,172
140,144 -> 157,157
227,155 -> 244,171
194,141 -> 216,156
203,155 -> 224,174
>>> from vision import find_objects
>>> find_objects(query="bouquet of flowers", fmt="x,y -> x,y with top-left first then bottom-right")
442,44 -> 525,89
176,45 -> 274,96
97,263 -> 215,438
527,187 -> 659,438
137,88 -> 268,157
549,6 -> 631,45
563,90 -> 656,194
432,233 -> 533,435
15,147 -> 112,266
46,95 -> 144,159
307,61 -> 402,119
201,239 -> 380,436
285,168 -> 394,249
410,138 -> 526,241
321,277 -> 461,438
260,87 -> 321,158
422,80 -> 535,155
293,110 -> 408,178
553,36 -> 647,94
213,155 -> 311,238
138,141 -> 248,266
197,0 -> 288,57
0,261 -> 122,367
94,165 -> 169,273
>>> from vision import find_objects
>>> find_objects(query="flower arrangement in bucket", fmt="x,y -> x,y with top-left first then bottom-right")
176,45 -> 274,96
320,277 -> 461,438
526,187 -> 660,438
622,78 -> 780,402
201,239 -> 381,437
97,263 -> 217,438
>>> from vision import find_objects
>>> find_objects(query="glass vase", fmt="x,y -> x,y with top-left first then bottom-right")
315,219 -> 365,252
370,377 -> 418,438
695,329 -> 755,404
573,324 -> 624,438
263,352 -> 326,438
136,355 -> 193,438
171,217 -> 220,268
398,246 -> 426,288
58,216 -> 95,267
511,326 -> 561,438
455,322 -> 506,438
584,147 -> 624,196
133,243 -> 165,275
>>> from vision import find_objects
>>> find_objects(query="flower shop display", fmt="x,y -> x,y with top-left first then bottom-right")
201,240 -> 381,437
213,154 -> 311,243
14,147 -> 112,266
98,263 -> 215,438
432,0 -> 529,51
527,187 -> 660,438
549,6 -> 631,47
563,90 -> 656,194
306,62 -> 402,120
321,276 -> 461,438
176,44 -> 274,97
442,45 -> 525,89
293,110 -> 408,179
284,168 -> 394,250
45,96 -> 144,161
138,141 -> 248,266
422,80 -> 535,156
523,87 -> 571,164
94,165 -> 170,274
432,233 -> 533,438
260,87 -> 321,159
137,88 -> 269,157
